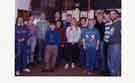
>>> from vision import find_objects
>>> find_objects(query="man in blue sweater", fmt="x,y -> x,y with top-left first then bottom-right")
42,21 -> 61,72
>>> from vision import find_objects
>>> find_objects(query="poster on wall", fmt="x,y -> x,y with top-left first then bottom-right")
80,11 -> 88,17
67,10 -> 73,15
62,11 -> 67,20
88,10 -> 94,19
72,8 -> 80,21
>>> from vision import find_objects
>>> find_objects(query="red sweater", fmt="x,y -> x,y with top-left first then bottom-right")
55,28 -> 65,44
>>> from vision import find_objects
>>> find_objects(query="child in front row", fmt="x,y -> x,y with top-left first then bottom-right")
81,18 -> 100,75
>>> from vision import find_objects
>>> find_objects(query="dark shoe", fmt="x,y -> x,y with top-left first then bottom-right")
50,69 -> 55,72
41,69 -> 50,72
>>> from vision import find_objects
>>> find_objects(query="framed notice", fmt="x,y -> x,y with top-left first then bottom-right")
80,11 -> 88,18
72,8 -> 80,21
88,10 -> 94,19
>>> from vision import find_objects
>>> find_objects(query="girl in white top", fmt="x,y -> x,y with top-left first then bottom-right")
64,17 -> 81,69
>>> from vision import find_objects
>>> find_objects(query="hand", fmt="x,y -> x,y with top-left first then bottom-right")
60,44 -> 64,47
96,45 -> 99,50
83,45 -> 86,49
18,38 -> 25,42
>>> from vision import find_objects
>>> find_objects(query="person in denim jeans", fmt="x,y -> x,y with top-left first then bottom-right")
107,10 -> 121,76
103,10 -> 113,75
79,17 -> 88,67
36,12 -> 49,63
95,11 -> 105,72
15,17 -> 32,75
27,16 -> 37,65
81,18 -> 100,75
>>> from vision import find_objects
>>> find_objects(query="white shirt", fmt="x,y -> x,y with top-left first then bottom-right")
33,18 -> 40,25
66,26 -> 81,43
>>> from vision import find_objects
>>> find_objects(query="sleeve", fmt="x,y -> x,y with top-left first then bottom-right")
45,30 -> 49,43
95,29 -> 100,41
46,21 -> 49,31
78,28 -> 81,40
81,29 -> 85,39
61,29 -> 66,43
25,28 -> 32,41
66,27 -> 70,41
56,32 -> 61,46
34,25 -> 38,36
15,27 -> 19,41
28,29 -> 32,37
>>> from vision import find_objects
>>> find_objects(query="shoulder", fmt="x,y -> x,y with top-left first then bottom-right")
36,21 -> 40,24
66,26 -> 71,31
81,28 -> 87,34
94,28 -> 100,34
46,29 -> 51,32
93,28 -> 98,31
77,27 -> 81,31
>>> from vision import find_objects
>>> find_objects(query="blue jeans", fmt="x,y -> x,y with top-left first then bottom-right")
85,47 -> 96,70
80,47 -> 86,66
36,39 -> 45,63
96,41 -> 105,71
27,36 -> 37,64
107,44 -> 121,76
56,46 -> 65,65
15,42 -> 28,71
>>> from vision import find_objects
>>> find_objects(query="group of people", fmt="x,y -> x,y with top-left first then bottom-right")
15,9 -> 121,76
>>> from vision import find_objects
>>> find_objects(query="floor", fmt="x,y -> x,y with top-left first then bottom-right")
19,64 -> 104,76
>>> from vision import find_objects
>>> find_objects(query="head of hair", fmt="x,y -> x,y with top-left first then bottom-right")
79,17 -> 87,22
16,16 -> 23,24
79,17 -> 87,26
56,20 -> 63,28
67,14 -> 72,17
104,10 -> 110,15
49,20 -> 56,25
111,10 -> 121,17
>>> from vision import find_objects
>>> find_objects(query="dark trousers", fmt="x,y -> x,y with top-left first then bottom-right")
56,46 -> 65,65
104,42 -> 110,75
15,42 -> 28,71
35,39 -> 45,63
64,43 -> 80,64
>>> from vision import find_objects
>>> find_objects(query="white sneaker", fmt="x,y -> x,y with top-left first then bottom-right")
64,64 -> 69,70
23,68 -> 31,72
16,71 -> 20,75
71,63 -> 75,69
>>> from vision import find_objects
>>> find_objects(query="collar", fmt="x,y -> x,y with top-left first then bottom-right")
112,18 -> 120,24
